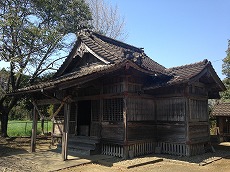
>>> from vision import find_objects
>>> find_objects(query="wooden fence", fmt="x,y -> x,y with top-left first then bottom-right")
102,143 -> 124,157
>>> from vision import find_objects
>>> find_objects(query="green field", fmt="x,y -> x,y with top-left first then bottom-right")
7,120 -> 52,137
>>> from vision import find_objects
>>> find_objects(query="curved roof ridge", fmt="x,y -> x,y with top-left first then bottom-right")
167,59 -> 208,71
89,34 -> 124,61
78,29 -> 144,53
78,29 -> 167,75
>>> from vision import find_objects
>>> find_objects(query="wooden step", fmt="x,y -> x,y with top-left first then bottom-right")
69,136 -> 100,144
57,136 -> 101,156
68,142 -> 96,150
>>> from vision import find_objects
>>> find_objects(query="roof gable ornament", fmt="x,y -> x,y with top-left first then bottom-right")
125,50 -> 145,66
76,42 -> 88,58
75,41 -> 110,64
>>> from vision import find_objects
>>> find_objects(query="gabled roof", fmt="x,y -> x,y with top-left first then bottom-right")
7,30 -> 225,96
166,59 -> 209,84
144,59 -> 226,95
167,59 -> 226,91
212,103 -> 230,116
54,29 -> 167,78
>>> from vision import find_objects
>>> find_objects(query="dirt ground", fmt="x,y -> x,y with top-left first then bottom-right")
61,159 -> 230,172
0,136 -> 52,172
1,137 -> 230,172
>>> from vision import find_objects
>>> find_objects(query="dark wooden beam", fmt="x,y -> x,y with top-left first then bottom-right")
123,76 -> 129,159
30,105 -> 37,152
62,103 -> 71,161
187,95 -> 208,100
32,102 -> 43,119
36,98 -> 60,105
185,97 -> 190,156
75,92 -> 156,101
75,102 -> 78,135
58,73 -> 102,90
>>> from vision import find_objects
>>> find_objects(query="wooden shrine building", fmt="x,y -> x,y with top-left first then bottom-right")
11,30 -> 226,160
212,103 -> 230,141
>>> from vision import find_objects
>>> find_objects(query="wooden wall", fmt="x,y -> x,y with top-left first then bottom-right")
157,123 -> 186,142
127,121 -> 156,141
154,97 -> 187,143
189,99 -> 208,122
101,122 -> 124,141
217,117 -> 230,135
187,83 -> 209,144
127,98 -> 155,121
90,122 -> 101,137
188,124 -> 209,143
69,103 -> 77,134
126,97 -> 156,141
156,98 -> 186,122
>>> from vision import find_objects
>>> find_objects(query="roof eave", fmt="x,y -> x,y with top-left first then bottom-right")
187,62 -> 226,91
8,59 -> 163,95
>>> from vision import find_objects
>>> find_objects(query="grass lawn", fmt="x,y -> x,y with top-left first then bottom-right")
8,120 -> 52,137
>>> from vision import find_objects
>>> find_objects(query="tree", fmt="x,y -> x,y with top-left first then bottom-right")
220,78 -> 230,100
221,40 -> 230,100
86,0 -> 127,40
0,0 -> 92,137
222,40 -> 230,78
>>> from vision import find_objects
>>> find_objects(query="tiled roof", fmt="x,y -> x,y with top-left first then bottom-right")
7,30 -> 225,95
56,30 -> 167,77
12,63 -> 116,94
212,103 -> 230,116
144,60 -> 210,90
10,59 -> 154,94
166,59 -> 209,84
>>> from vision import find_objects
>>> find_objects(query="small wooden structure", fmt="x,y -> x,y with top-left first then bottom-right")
11,30 -> 225,160
212,103 -> 230,141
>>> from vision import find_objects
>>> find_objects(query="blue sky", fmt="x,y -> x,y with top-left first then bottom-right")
1,1 -> 229,80
107,0 -> 230,79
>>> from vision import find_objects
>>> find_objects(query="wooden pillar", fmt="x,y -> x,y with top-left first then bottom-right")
62,103 -> 71,161
31,105 -> 37,152
123,76 -> 129,159
99,82 -> 103,138
185,84 -> 191,156
75,102 -> 78,135
123,96 -> 129,159
123,97 -> 127,143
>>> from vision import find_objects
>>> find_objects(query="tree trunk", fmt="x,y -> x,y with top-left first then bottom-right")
0,114 -> 2,135
1,111 -> 9,137
0,96 -> 18,137
41,117 -> 44,135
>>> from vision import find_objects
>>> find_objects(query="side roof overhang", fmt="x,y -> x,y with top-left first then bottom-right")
7,59 -> 163,96
144,59 -> 226,99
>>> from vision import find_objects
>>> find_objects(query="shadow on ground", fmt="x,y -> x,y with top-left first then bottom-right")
92,143 -> 230,167
2,136 -> 230,171
0,137 -> 29,157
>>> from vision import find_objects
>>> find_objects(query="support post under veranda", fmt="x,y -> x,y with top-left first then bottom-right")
31,105 -> 37,152
62,102 -> 71,161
